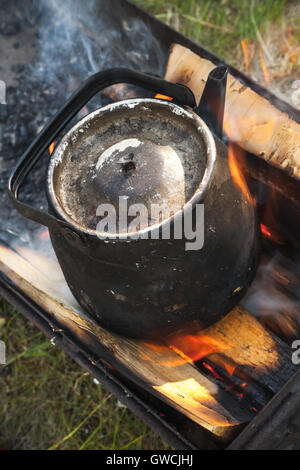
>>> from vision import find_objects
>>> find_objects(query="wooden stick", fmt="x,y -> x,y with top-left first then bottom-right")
164,44 -> 300,180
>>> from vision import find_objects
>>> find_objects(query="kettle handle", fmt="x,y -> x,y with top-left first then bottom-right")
8,68 -> 196,231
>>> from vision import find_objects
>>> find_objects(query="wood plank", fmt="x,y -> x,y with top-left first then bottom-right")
1,244 -> 297,436
202,307 -> 296,394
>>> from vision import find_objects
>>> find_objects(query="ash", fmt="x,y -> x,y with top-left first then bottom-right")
0,0 -> 164,252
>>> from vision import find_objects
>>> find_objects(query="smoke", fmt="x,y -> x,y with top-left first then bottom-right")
241,252 -> 300,341
0,0 -> 165,251
33,0 -> 164,86
242,256 -> 287,313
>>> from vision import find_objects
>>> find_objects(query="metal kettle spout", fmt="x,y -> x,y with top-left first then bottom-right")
198,65 -> 228,140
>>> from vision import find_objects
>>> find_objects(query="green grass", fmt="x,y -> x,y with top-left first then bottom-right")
132,0 -> 288,63
0,299 -> 170,450
0,0 -> 292,450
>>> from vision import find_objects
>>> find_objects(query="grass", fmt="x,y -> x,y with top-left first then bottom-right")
131,0 -> 288,63
0,299 -> 170,450
0,0 -> 294,451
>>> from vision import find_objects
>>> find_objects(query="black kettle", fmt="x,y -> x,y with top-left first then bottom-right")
8,67 -> 259,340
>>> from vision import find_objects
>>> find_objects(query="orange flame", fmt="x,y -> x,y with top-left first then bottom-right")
260,224 -> 271,238
223,118 -> 253,205
142,330 -> 233,368
259,190 -> 285,244
228,142 -> 252,203
260,52 -> 270,84
154,93 -> 173,101
169,333 -> 232,364
202,361 -> 223,381
49,142 -> 55,156
241,39 -> 250,73
208,354 -> 237,376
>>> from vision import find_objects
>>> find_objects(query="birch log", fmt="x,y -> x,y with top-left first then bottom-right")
164,44 -> 300,179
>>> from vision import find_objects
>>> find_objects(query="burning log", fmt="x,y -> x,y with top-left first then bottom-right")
231,147 -> 300,204
164,305 -> 296,397
164,44 -> 300,181
200,307 -> 295,394
0,245 -> 296,439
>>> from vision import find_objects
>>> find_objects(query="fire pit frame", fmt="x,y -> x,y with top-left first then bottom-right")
1,0 -> 300,450
2,265 -> 300,450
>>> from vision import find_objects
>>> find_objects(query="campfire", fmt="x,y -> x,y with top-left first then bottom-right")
0,0 -> 300,450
